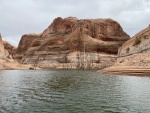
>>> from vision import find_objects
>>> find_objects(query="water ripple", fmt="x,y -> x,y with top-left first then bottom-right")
0,70 -> 150,113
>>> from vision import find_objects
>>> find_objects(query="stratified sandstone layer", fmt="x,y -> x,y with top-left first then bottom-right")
100,26 -> 150,75
0,34 -> 32,70
0,34 -> 7,58
14,17 -> 130,69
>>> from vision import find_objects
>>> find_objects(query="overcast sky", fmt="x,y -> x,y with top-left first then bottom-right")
0,0 -> 150,46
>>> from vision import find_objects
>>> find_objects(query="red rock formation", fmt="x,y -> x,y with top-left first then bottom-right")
0,34 -> 7,57
118,26 -> 150,56
15,17 -> 130,69
100,25 -> 150,75
16,33 -> 41,54
117,26 -> 150,67
0,34 -> 16,58
0,34 -> 32,70
3,41 -> 16,56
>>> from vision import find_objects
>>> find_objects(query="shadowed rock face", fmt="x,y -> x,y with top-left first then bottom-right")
3,41 -> 16,56
0,34 -> 31,70
16,34 -> 41,54
15,17 -> 130,69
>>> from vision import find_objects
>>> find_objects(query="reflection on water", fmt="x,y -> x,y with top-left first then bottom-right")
0,70 -> 150,113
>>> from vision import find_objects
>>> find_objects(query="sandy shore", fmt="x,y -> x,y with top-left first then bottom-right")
0,59 -> 36,70
99,66 -> 150,76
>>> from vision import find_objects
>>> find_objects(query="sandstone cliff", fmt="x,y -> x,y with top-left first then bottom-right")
0,34 -> 7,58
15,17 -> 130,69
0,34 -> 32,70
101,26 -> 150,75
14,33 -> 41,61
3,41 -> 16,59
118,26 -> 150,56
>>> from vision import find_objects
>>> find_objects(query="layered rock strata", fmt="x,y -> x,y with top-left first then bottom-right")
0,34 -> 7,58
101,26 -> 150,75
15,17 -> 130,69
0,34 -> 32,69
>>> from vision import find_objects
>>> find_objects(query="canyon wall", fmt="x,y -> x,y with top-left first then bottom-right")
0,34 -> 31,69
101,26 -> 150,75
14,17 -> 130,69
116,26 -> 150,67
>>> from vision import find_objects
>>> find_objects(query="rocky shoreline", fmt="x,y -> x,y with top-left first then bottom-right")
100,66 -> 150,76
0,59 -> 32,70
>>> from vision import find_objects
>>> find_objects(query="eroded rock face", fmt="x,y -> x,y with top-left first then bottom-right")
100,26 -> 150,75
0,34 -> 6,58
40,17 -> 130,54
0,34 -> 13,58
16,33 -> 41,54
115,26 -> 150,67
0,34 -> 32,70
13,33 -> 41,62
0,34 -> 14,59
3,41 -> 16,58
15,17 -> 130,69
118,26 -> 150,56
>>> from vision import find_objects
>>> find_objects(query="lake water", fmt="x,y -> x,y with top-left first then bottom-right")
0,70 -> 150,113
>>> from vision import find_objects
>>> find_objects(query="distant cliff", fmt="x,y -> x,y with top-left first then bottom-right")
0,34 -> 31,69
0,34 -> 7,58
14,17 -> 130,69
